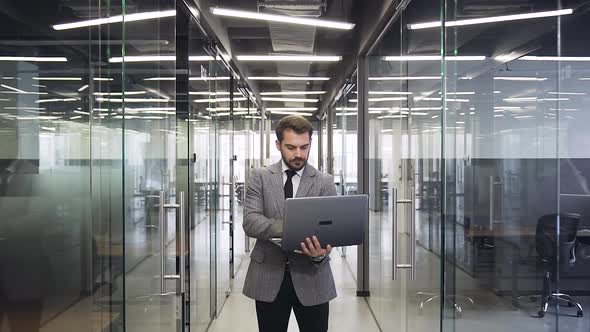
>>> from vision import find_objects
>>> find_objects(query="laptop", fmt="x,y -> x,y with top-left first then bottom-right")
279,195 -> 368,251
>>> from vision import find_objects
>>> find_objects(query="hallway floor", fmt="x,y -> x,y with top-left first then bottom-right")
208,248 -> 381,332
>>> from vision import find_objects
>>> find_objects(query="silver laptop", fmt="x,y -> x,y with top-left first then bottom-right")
280,195 -> 368,251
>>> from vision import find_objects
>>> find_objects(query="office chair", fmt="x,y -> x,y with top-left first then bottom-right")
535,213 -> 583,318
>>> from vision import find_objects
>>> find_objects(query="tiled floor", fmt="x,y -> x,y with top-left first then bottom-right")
208,249 -> 381,332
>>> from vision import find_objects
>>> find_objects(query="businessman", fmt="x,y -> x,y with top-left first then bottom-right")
243,115 -> 337,332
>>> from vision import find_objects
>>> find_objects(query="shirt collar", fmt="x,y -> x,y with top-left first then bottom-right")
281,160 -> 304,177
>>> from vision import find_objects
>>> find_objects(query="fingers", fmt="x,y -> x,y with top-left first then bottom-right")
312,236 -> 322,251
299,241 -> 312,256
326,244 -> 333,255
306,237 -> 316,256
295,236 -> 334,257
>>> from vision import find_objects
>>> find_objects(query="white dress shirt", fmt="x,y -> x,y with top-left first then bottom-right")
282,160 -> 305,197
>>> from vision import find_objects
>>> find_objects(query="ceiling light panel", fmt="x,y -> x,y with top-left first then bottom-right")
408,8 -> 573,30
249,76 -> 330,81
368,76 -> 441,81
0,56 -> 68,62
53,10 -> 176,30
261,97 -> 319,103
211,8 -> 354,30
237,55 -> 342,62
384,55 -> 485,61
109,55 -> 215,63
260,91 -> 326,96
266,107 -> 318,111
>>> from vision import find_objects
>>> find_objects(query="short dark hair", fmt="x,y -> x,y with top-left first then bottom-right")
275,115 -> 313,142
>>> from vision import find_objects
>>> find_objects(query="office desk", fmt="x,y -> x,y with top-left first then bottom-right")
468,227 -> 590,307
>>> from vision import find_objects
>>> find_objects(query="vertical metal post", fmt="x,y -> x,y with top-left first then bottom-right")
356,55 -> 370,297
160,191 -> 166,293
327,107 -> 334,175
318,119 -> 324,171
180,192 -> 186,294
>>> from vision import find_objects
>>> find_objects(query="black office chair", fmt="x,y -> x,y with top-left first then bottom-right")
536,213 -> 583,318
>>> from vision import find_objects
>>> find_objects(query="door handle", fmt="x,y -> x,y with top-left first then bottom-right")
159,191 -> 185,294
489,176 -> 503,231
393,187 -> 416,281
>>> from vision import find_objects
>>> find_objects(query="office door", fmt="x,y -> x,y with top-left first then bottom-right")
365,0 -> 443,330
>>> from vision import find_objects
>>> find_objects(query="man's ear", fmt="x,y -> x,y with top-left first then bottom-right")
275,140 -> 281,151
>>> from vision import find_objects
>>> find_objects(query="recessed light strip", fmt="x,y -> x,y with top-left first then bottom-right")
520,56 -> 590,62
211,8 -> 354,30
0,56 -> 68,62
368,76 -> 441,81
109,55 -> 215,63
237,55 -> 341,62
269,111 -> 314,116
33,77 -> 82,81
94,91 -> 147,96
408,8 -> 573,30
1,84 -> 25,93
53,9 -> 176,30
260,91 -> 326,96
261,97 -> 319,103
96,98 -> 170,103
494,77 -> 547,81
249,76 -> 330,81
384,55 -> 485,61
266,107 -> 318,111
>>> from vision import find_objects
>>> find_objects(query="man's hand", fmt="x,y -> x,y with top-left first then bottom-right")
294,236 -> 332,258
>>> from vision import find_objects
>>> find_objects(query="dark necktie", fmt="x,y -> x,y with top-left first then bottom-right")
284,170 -> 297,199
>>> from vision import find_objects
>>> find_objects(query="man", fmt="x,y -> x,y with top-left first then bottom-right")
243,115 -> 337,332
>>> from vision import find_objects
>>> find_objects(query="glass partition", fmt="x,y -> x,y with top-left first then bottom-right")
366,1 -> 442,331
0,1 -> 126,331
187,27 -> 215,330
443,0 -> 589,331
363,0 -> 590,331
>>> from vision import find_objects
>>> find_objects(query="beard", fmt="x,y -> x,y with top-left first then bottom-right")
281,154 -> 307,171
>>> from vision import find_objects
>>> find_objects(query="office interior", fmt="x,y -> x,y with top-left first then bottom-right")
1,0 -> 590,331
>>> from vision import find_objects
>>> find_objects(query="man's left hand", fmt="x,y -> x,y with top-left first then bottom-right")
294,236 -> 332,258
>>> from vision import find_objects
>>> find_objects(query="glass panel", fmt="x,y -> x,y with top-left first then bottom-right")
442,0 -> 582,331
321,117 -> 329,173
188,31 -> 214,329
232,92 -> 258,275
367,1 -> 443,330
0,1 -> 124,331
558,3 -> 590,330
212,61 -> 232,316
120,1 -> 179,331
336,87 -> 359,279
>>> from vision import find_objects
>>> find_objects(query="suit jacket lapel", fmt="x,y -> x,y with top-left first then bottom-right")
296,165 -> 317,198
269,162 -> 285,219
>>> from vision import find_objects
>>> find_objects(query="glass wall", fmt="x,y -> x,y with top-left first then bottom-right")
0,1 -> 128,331
187,20 -> 215,332
333,85 -> 360,280
443,0 -> 590,331
0,1 -> 252,332
361,0 -> 590,331
366,0 -> 443,331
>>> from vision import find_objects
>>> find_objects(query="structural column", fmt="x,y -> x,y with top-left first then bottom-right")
356,56 -> 370,297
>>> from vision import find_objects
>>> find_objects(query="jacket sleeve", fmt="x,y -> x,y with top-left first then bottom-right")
243,168 -> 283,239
321,174 -> 338,197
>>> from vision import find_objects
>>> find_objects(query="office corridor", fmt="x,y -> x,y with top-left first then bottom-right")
209,249 -> 380,332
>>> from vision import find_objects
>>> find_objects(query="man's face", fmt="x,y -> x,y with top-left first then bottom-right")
276,129 -> 311,171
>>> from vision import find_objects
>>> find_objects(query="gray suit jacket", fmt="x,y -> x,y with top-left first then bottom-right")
242,161 -> 338,306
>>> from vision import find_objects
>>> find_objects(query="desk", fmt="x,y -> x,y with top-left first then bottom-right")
470,227 -> 590,307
